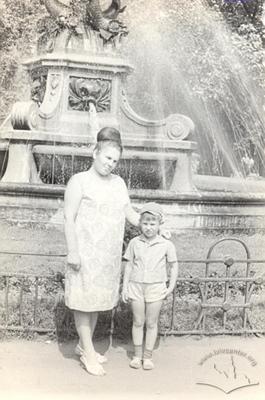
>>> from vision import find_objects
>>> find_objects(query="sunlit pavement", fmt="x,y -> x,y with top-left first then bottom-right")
0,336 -> 264,400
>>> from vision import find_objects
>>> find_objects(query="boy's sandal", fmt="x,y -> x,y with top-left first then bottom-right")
80,355 -> 106,376
129,357 -> 142,369
143,358 -> 154,370
75,344 -> 107,363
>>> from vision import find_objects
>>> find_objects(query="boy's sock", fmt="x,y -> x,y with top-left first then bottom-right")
134,345 -> 142,359
143,348 -> 152,360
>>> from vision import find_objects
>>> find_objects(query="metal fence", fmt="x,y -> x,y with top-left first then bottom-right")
0,238 -> 264,337
162,238 -> 265,336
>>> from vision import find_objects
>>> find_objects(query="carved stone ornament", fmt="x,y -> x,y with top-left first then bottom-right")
68,77 -> 111,112
30,69 -> 48,106
38,72 -> 64,119
165,114 -> 195,141
11,101 -> 39,130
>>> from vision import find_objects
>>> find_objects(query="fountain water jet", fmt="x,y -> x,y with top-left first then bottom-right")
122,0 -> 265,179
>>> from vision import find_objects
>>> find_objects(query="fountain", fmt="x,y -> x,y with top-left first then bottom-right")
0,0 -> 265,267
0,0 -> 196,192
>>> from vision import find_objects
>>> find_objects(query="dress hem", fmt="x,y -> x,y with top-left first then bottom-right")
65,303 -> 118,312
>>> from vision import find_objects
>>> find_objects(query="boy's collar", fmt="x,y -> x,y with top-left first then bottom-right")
138,234 -> 164,245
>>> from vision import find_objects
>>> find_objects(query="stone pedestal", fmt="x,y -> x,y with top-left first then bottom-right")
1,143 -> 40,183
0,52 -> 196,189
25,53 -> 133,137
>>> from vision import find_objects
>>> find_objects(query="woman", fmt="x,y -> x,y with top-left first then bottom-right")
64,127 -> 139,376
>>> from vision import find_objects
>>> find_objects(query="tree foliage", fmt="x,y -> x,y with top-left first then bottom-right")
208,0 -> 264,32
0,0 -> 45,117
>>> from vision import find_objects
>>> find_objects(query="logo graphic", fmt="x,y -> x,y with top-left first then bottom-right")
197,348 -> 259,394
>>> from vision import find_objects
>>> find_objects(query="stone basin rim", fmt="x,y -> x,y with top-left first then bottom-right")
0,132 -> 197,150
0,182 -> 265,204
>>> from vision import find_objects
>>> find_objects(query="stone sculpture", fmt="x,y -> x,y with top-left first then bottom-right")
38,0 -> 128,52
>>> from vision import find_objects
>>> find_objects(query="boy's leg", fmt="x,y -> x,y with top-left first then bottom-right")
144,300 -> 163,368
130,299 -> 145,367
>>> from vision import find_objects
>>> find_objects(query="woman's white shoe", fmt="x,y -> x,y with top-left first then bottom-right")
80,355 -> 106,376
75,344 -> 107,364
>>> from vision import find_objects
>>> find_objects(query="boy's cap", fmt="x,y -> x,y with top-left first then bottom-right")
140,202 -> 164,219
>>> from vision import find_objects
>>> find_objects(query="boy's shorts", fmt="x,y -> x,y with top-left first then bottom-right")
128,281 -> 167,303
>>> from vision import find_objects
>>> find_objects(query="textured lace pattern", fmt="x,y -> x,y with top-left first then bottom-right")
65,171 -> 129,311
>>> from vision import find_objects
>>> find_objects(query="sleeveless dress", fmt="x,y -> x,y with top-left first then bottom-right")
65,171 -> 130,312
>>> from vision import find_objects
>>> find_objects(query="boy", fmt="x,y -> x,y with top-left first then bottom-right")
122,202 -> 178,370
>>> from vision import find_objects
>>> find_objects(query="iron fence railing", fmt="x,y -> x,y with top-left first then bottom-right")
0,238 -> 265,336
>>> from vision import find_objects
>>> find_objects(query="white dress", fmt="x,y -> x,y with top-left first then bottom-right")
65,171 -> 129,312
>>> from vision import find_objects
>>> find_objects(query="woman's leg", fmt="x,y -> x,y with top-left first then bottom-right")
77,311 -> 98,349
74,311 -> 96,358
90,311 -> 98,335
74,310 -> 105,375
76,311 -> 106,362
144,300 -> 163,361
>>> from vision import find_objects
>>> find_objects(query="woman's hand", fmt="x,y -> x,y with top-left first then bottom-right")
67,252 -> 81,271
124,204 -> 140,227
160,229 -> 171,240
121,287 -> 129,303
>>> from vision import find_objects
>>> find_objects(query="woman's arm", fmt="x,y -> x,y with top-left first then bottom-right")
121,261 -> 132,303
124,203 -> 140,227
64,176 -> 82,270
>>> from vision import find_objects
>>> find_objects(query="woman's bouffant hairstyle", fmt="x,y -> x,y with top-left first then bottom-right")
94,127 -> 123,154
